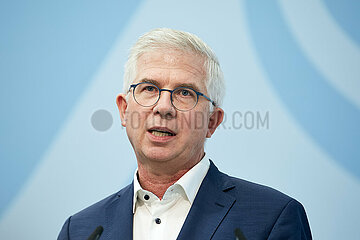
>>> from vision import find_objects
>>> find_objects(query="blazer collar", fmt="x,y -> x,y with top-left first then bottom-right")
104,183 -> 134,240
102,161 -> 235,240
177,160 -> 236,240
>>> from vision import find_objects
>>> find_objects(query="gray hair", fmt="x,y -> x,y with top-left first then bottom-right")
123,28 -> 225,108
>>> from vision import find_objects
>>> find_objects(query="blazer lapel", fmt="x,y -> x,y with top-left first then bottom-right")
177,161 -> 236,240
104,183 -> 134,240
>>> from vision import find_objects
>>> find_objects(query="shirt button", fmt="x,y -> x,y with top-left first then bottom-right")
144,194 -> 150,200
155,218 -> 161,224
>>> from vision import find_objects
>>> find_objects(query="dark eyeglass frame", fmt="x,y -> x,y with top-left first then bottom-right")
129,82 -> 216,111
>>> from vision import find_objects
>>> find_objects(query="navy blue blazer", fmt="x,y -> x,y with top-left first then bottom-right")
58,161 -> 312,239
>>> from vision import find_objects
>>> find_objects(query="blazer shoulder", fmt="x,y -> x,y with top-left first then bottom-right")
218,173 -> 312,239
72,183 -> 132,220
231,175 -> 290,199
58,183 -> 133,239
208,160 -> 293,205
203,162 -> 312,239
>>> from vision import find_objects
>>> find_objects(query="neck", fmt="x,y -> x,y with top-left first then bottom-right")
136,152 -> 204,199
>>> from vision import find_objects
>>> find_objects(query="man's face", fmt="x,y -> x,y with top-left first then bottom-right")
117,49 -> 223,171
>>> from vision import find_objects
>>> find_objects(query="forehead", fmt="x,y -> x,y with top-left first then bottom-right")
135,49 -> 206,89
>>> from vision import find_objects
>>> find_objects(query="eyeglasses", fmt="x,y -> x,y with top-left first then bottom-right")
129,82 -> 216,111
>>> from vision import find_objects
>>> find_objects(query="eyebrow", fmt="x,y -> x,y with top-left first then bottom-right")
138,78 -> 202,92
139,78 -> 158,85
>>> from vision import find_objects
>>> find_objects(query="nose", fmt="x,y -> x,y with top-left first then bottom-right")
153,91 -> 176,118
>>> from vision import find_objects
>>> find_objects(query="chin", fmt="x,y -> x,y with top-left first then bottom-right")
142,148 -> 178,162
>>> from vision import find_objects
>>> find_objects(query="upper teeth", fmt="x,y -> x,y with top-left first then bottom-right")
151,130 -> 172,137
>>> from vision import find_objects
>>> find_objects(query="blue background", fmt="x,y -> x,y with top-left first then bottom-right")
1,0 -> 359,239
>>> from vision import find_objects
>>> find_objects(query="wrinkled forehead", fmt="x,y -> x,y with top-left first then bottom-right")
135,49 -> 207,88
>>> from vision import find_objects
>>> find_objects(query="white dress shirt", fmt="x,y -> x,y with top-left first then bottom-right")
133,153 -> 210,240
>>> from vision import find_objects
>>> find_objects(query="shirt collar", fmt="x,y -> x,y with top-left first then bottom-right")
133,153 -> 210,213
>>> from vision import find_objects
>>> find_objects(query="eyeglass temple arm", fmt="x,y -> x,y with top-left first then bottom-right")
198,92 -> 216,106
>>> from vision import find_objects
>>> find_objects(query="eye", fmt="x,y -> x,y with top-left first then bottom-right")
144,86 -> 156,92
180,89 -> 191,96
174,88 -> 196,98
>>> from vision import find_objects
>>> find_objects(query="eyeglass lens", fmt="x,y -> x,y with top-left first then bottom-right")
133,82 -> 198,111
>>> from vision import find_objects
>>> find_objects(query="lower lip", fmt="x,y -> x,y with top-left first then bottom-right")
146,131 -> 176,142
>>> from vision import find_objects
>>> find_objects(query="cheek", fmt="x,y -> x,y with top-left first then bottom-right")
125,108 -> 148,139
178,111 -> 209,134
126,111 -> 142,130
194,111 -> 209,130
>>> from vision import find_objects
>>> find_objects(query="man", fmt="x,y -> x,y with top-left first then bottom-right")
58,28 -> 312,240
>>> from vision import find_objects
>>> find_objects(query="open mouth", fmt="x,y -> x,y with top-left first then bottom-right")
148,129 -> 175,137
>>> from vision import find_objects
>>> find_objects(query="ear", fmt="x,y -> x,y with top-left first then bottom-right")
116,94 -> 128,127
206,107 -> 224,138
